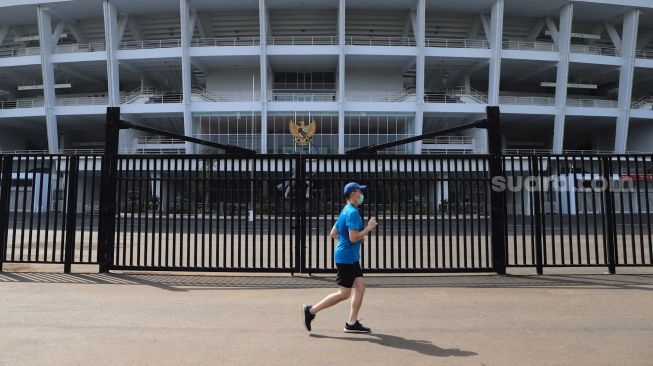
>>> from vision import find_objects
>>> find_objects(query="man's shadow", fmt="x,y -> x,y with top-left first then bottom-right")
310,333 -> 477,358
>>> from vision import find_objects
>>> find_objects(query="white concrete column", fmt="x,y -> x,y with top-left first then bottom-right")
337,0 -> 345,154
487,0 -> 503,106
615,9 -> 640,153
413,0 -> 425,154
552,3 -> 573,154
180,0 -> 193,153
103,0 -> 120,107
37,6 -> 59,153
259,0 -> 268,153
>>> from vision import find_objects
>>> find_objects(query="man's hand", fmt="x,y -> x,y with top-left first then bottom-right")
367,217 -> 378,230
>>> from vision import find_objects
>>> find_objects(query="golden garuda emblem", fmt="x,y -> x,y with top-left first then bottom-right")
289,120 -> 316,146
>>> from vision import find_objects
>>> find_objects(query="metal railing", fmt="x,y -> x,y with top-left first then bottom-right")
631,96 -> 653,110
425,38 -> 490,49
56,96 -> 109,106
426,87 -> 489,104
53,42 -> 107,54
0,99 -> 45,109
119,39 -> 182,50
120,88 -> 182,104
502,40 -> 558,52
134,137 -> 185,145
423,136 -> 474,145
346,89 -> 415,102
345,36 -> 416,46
190,37 -> 260,47
636,49 -> 653,59
267,36 -> 338,45
570,44 -> 619,57
0,46 -> 41,58
191,86 -> 260,102
567,99 -> 618,108
499,96 -> 556,106
272,82 -> 336,90
271,92 -> 337,102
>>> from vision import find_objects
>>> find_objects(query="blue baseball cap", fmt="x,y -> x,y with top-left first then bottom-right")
343,182 -> 366,198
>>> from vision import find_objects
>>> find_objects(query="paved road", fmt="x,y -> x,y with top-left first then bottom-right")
1,268 -> 652,365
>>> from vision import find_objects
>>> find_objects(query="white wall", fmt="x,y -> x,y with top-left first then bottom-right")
206,69 -> 261,93
345,69 -> 404,91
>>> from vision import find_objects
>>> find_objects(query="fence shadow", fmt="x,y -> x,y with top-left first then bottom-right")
0,272 -> 652,292
309,333 -> 477,358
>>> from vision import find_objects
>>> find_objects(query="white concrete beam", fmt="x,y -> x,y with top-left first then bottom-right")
480,13 -> 490,41
103,0 -> 120,106
410,9 -> 417,39
189,10 -> 198,39
603,21 -> 622,50
197,11 -> 215,38
338,0 -> 345,154
0,25 -> 10,45
552,4 -> 573,153
127,18 -> 144,41
466,16 -> 482,39
37,5 -> 59,153
117,14 -> 129,41
545,17 -> 559,45
615,10 -> 639,153
414,0 -> 425,153
67,22 -> 88,44
51,21 -> 66,46
487,0 -> 504,106
259,0 -> 268,153
180,0 -> 193,153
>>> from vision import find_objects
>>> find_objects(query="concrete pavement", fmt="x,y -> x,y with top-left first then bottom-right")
1,267 -> 652,366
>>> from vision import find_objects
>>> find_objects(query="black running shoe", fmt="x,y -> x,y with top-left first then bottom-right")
344,320 -> 371,333
303,305 -> 315,331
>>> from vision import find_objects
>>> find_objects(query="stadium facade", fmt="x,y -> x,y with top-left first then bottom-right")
0,0 -> 652,155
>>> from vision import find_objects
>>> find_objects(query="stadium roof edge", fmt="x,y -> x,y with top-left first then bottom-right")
0,0 -> 72,9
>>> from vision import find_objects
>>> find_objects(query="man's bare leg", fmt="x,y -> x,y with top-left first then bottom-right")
310,287 -> 351,314
347,277 -> 366,324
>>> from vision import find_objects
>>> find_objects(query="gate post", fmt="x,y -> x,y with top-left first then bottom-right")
63,155 -> 80,273
486,106 -> 507,275
294,155 -> 307,274
600,156 -> 617,274
98,107 -> 120,273
531,156 -> 544,275
0,155 -> 13,272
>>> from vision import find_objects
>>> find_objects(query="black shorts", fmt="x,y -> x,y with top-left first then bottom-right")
335,262 -> 364,288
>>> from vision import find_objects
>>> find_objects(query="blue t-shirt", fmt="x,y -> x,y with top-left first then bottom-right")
334,203 -> 364,264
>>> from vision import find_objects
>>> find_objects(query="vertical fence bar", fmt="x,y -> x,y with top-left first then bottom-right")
531,156 -> 544,274
295,155 -> 307,273
601,156 -> 617,274
63,155 -> 79,273
98,107 -> 120,273
0,156 -> 13,271
486,106 -> 507,275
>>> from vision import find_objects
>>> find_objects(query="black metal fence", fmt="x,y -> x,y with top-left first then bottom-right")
1,151 -> 651,274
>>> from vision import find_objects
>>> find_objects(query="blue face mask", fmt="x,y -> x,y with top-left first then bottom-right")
357,194 -> 364,205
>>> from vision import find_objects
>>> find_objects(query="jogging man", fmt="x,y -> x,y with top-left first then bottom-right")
303,182 -> 378,333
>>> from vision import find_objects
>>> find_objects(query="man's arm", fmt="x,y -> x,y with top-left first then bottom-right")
348,218 -> 378,243
329,225 -> 338,239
